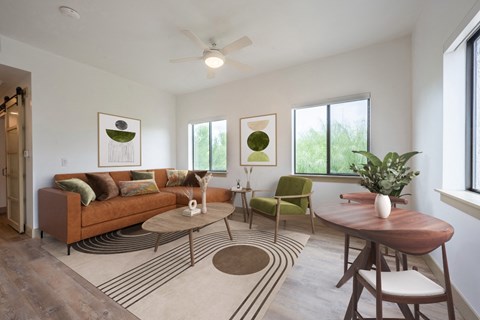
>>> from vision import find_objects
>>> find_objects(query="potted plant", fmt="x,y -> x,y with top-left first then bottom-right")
350,150 -> 420,218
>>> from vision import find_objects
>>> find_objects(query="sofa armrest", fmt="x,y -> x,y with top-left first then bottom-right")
38,188 -> 82,244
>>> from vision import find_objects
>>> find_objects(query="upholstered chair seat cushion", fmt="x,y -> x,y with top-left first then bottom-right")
358,269 -> 445,297
249,197 -> 305,215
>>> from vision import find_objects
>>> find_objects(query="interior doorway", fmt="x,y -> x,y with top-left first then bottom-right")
0,64 -> 31,234
0,116 -> 5,214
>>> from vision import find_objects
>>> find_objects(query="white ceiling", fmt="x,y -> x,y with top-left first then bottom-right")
0,0 -> 424,95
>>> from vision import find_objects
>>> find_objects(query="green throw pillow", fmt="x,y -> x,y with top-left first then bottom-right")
56,178 -> 96,206
131,170 -> 155,180
118,179 -> 160,197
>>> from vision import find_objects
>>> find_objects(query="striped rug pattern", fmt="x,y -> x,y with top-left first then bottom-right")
72,227 -> 189,254
97,229 -> 305,319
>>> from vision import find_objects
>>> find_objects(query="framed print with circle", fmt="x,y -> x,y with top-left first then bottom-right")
98,112 -> 141,167
240,113 -> 277,166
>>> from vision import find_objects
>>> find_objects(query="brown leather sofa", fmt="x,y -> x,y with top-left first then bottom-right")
38,168 -> 232,254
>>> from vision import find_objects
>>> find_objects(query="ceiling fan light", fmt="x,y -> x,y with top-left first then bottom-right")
204,51 -> 224,69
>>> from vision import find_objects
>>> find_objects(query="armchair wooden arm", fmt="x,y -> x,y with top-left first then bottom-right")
274,192 -> 313,200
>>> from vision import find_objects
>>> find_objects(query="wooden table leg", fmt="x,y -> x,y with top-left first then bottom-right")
224,218 -> 233,240
241,193 -> 248,222
337,242 -> 372,288
344,241 -> 376,320
229,193 -> 238,220
188,229 -> 195,266
154,233 -> 161,252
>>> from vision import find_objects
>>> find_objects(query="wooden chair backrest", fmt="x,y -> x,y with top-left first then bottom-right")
340,192 -> 408,206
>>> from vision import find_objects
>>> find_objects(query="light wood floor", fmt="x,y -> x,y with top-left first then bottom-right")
0,211 -> 465,319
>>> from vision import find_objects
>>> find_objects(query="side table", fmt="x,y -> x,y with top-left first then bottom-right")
231,188 -> 252,222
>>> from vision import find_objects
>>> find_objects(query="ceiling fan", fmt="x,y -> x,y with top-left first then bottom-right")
170,30 -> 253,79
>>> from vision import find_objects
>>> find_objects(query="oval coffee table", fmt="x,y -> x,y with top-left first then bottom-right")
142,202 -> 234,266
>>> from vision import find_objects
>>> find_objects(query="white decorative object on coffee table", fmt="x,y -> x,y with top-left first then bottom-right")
196,172 -> 212,213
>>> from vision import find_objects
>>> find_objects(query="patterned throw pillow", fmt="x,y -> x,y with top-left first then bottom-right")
183,170 -> 208,187
85,173 -> 119,201
131,170 -> 155,180
56,178 -> 96,206
166,170 -> 188,187
118,179 -> 160,197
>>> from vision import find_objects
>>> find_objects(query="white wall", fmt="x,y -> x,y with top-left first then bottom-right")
176,36 -> 413,209
412,0 -> 480,315
0,35 -> 177,232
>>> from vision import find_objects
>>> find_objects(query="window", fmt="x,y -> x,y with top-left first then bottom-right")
293,96 -> 370,175
467,29 -> 480,193
191,120 -> 227,172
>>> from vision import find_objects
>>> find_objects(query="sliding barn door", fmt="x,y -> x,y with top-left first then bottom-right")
5,88 -> 25,233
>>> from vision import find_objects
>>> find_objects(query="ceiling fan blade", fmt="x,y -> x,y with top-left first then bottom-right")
225,58 -> 252,72
169,56 -> 203,63
182,29 -> 210,50
207,68 -> 216,79
220,36 -> 252,55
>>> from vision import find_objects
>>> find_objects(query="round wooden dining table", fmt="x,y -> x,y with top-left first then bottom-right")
315,203 -> 454,320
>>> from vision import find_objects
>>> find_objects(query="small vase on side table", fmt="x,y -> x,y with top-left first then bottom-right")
374,194 -> 391,218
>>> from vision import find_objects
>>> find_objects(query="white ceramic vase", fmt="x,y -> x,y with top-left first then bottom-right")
374,194 -> 391,218
201,191 -> 207,213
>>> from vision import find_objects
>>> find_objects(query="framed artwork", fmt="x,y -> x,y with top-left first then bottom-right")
98,112 -> 141,167
240,113 -> 277,166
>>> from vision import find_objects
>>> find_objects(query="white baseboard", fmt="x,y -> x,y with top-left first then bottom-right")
423,254 -> 479,320
25,226 -> 41,239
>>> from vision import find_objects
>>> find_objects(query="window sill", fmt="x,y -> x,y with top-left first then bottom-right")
294,174 -> 361,183
211,172 -> 227,178
435,189 -> 480,220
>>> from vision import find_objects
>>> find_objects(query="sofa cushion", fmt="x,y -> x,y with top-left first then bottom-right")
131,170 -> 154,180
150,168 -> 171,188
81,191 -> 176,227
109,171 -> 132,186
86,173 -> 119,201
56,178 -> 96,206
183,170 -> 208,187
162,186 -> 232,206
118,179 -> 160,197
166,170 -> 188,187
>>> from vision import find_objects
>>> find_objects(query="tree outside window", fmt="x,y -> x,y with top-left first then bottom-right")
294,98 -> 370,175
191,120 -> 227,172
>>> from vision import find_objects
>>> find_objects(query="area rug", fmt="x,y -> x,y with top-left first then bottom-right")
42,220 -> 309,320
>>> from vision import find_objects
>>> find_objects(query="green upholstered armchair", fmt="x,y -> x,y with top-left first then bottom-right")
249,176 -> 315,243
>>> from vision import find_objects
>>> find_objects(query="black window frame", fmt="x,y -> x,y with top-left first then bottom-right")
466,28 -> 480,193
293,97 -> 371,176
191,120 -> 227,173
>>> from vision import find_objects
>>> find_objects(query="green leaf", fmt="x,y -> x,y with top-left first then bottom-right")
352,150 -> 382,167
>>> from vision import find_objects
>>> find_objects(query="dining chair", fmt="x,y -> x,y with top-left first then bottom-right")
249,176 -> 314,243
352,242 -> 455,320
340,192 -> 408,273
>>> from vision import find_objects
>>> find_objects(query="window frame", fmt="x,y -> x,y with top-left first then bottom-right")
190,119 -> 227,173
293,94 -> 371,177
466,28 -> 480,193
